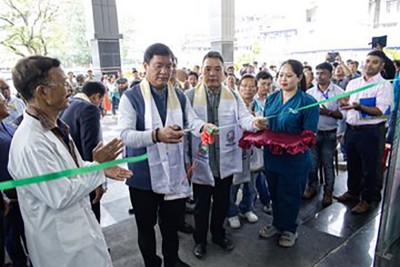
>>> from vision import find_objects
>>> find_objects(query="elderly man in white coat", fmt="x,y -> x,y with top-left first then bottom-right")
8,55 -> 131,267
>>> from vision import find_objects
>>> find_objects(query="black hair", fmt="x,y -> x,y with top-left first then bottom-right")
12,55 -> 61,101
394,60 -> 400,69
280,59 -> 307,92
188,71 -> 199,80
82,81 -> 106,97
202,51 -> 224,64
130,79 -> 141,88
255,71 -> 273,81
316,62 -> 333,73
303,65 -> 313,72
367,49 -> 387,62
238,73 -> 256,86
143,43 -> 175,64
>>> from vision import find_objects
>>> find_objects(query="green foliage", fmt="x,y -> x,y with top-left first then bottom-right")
54,0 -> 91,67
117,9 -> 137,66
0,0 -> 91,67
0,0 -> 59,57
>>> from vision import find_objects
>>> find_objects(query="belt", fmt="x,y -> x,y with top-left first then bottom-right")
318,129 -> 337,133
346,122 -> 385,130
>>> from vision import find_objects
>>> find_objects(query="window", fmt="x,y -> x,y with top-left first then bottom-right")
306,7 -> 317,23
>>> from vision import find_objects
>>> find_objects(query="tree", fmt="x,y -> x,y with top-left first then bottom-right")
117,6 -> 137,66
0,0 -> 59,57
54,0 -> 92,67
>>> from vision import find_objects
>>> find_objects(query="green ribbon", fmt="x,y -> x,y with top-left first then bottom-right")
266,80 -> 393,118
296,80 -> 391,112
0,154 -> 148,191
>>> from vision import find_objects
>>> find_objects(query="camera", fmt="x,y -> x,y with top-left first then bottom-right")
327,52 -> 339,63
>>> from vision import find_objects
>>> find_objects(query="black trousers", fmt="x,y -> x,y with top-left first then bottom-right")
130,187 -> 185,267
193,176 -> 232,245
0,203 -> 4,267
5,202 -> 29,267
89,190 -> 101,223
345,123 -> 385,203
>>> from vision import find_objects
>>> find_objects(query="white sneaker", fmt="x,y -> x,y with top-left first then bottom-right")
228,216 -> 241,229
244,211 -> 258,223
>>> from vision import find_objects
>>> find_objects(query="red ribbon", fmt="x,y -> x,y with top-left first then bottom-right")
200,128 -> 215,146
184,128 -> 216,181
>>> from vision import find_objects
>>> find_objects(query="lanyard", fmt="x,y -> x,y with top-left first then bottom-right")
318,88 -> 329,100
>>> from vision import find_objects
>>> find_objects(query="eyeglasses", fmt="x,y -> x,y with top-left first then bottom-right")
0,86 -> 10,90
240,84 -> 256,89
44,80 -> 70,88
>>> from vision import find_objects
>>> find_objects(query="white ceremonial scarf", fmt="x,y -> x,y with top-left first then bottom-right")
140,79 -> 189,200
190,83 -> 243,186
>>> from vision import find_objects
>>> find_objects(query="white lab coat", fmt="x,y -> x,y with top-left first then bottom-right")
8,112 -> 112,267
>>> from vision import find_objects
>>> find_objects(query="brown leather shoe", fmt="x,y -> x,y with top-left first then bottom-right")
351,201 -> 371,214
302,186 -> 317,200
322,192 -> 333,207
334,191 -> 358,203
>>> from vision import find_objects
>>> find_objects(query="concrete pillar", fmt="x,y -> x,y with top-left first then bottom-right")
85,0 -> 122,77
209,0 -> 235,65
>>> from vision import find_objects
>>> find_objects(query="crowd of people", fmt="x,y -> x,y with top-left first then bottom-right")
0,41 -> 399,267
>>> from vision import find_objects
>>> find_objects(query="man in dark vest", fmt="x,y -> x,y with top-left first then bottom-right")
119,43 -> 215,267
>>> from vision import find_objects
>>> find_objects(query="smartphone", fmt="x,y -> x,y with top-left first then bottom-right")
370,35 -> 387,48
328,52 -> 339,63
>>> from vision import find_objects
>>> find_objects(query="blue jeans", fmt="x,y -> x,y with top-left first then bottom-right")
228,175 -> 256,217
254,171 -> 271,206
308,129 -> 337,193
111,96 -> 119,115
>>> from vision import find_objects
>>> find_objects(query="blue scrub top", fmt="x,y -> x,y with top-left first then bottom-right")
263,89 -> 319,174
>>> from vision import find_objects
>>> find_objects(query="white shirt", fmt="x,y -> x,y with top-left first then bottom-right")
345,73 -> 393,126
307,82 -> 344,131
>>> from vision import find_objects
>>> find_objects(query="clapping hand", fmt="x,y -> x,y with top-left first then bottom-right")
341,102 -> 361,111
93,138 -> 124,163
104,166 -> 133,181
320,105 -> 330,116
